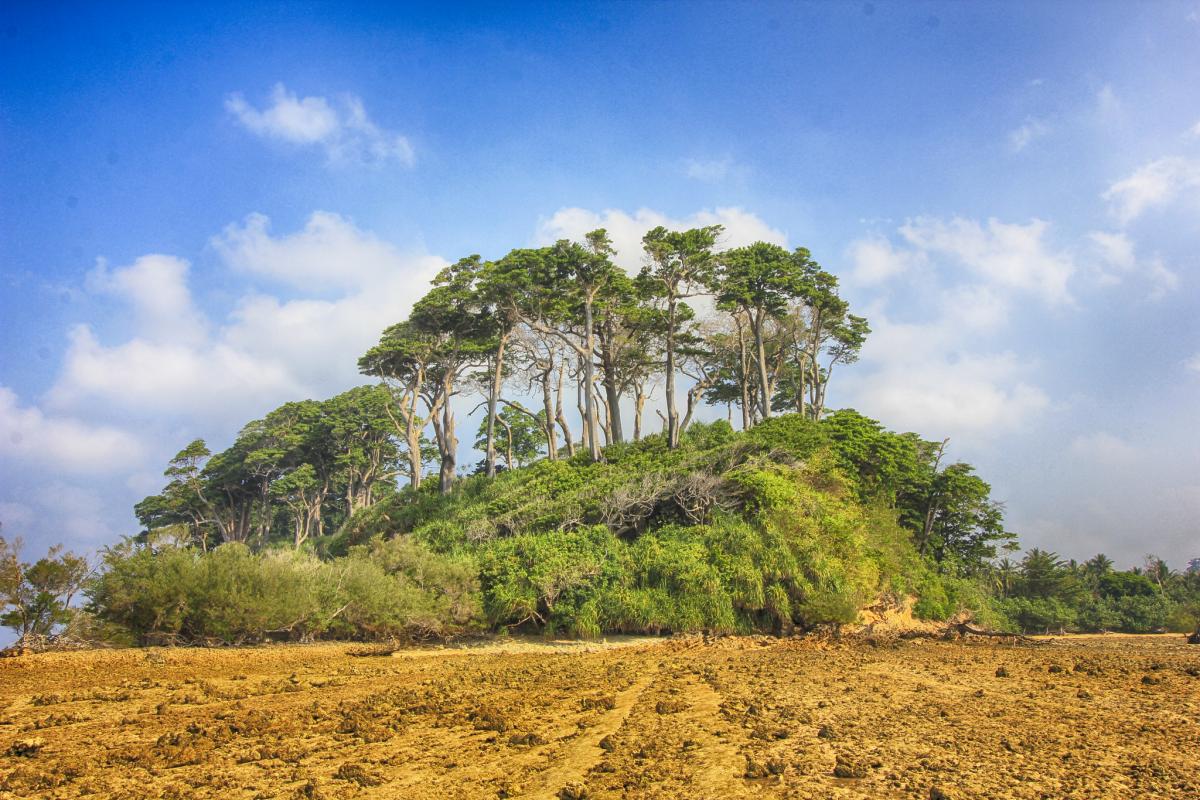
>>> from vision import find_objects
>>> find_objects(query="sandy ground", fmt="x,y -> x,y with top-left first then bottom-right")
1,633 -> 1197,799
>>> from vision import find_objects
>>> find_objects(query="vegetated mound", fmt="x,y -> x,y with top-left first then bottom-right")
87,413 -> 1002,646
330,415 -> 984,639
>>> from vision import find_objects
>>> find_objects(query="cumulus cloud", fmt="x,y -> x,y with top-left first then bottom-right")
537,207 -> 786,271
0,386 -> 144,473
1103,156 -> 1200,224
838,327 -> 1049,439
1186,353 -> 1200,373
1008,117 -> 1050,152
86,254 -> 208,344
837,216 -> 1072,440
873,216 -> 1076,306
212,211 -> 426,291
226,83 -> 414,167
48,325 -> 305,418
1087,230 -> 1179,299
846,235 -> 923,286
48,212 -> 444,423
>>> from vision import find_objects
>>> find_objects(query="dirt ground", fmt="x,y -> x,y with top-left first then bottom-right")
1,634 -> 1197,799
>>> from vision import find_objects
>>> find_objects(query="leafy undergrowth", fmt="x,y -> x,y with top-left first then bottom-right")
90,416 -> 990,644
328,417 -> 982,639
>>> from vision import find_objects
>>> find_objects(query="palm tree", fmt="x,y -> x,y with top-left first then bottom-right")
992,558 -> 1017,598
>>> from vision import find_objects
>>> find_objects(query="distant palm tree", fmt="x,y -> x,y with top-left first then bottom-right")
1143,555 -> 1172,596
992,558 -> 1017,598
1084,553 -> 1113,575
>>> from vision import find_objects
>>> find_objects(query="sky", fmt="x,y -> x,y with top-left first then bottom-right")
1,1 -> 1198,569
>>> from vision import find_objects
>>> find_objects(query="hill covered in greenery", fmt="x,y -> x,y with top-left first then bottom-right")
3,223 -> 1198,647
83,411 -> 1005,643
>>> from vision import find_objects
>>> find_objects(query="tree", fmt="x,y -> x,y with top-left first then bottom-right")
0,529 -> 90,645
713,242 -> 807,422
359,320 -> 441,491
475,406 -> 545,470
135,439 -> 215,550
640,225 -> 722,447
325,385 -> 404,516
364,257 -> 492,494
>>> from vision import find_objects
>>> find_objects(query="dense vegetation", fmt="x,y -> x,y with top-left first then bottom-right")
2,224 -> 1197,646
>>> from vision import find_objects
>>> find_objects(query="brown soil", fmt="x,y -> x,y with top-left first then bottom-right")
1,633 -> 1197,799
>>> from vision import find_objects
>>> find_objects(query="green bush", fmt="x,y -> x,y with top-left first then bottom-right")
87,537 -> 482,644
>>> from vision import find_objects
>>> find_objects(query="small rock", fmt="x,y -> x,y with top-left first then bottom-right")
929,787 -> 950,800
994,666 -> 1009,678
6,737 -> 45,757
655,700 -> 687,714
833,755 -> 867,779
817,725 -> 836,739
1141,675 -> 1161,686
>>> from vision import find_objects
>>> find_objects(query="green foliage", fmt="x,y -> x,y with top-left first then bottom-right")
87,537 -> 481,644
986,547 -> 1199,634
0,531 -> 91,642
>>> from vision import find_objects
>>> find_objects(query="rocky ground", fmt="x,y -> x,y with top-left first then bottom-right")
1,634 -> 1197,799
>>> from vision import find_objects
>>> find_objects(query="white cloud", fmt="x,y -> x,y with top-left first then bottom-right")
839,329 -> 1049,439
536,207 -> 786,271
48,212 -> 444,423
1103,156 -> 1200,223
1087,230 -> 1179,299
897,216 -> 1075,305
86,254 -> 208,344
48,325 -> 305,418
0,386 -> 144,473
1190,119 -> 1200,138
846,235 -> 922,286
212,211 -> 430,291
1069,432 -> 1139,465
226,83 -> 414,167
838,216 -> 1070,440
1008,117 -> 1050,152
1185,353 -> 1200,373
683,157 -> 736,182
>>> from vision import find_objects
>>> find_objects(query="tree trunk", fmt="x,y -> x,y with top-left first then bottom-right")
736,318 -> 752,430
439,386 -> 456,494
664,298 -> 679,448
540,360 -> 558,460
484,335 -> 508,478
753,308 -> 772,421
633,385 -> 646,441
582,300 -> 601,461
555,360 -> 575,457
599,318 -> 624,443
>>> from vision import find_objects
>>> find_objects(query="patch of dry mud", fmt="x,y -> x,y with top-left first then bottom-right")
1,634 -> 1197,799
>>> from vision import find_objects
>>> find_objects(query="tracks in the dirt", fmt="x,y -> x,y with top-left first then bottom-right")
519,660 -> 749,800
521,669 -> 658,799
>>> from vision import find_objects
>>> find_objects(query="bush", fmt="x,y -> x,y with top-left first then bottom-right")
87,538 -> 482,644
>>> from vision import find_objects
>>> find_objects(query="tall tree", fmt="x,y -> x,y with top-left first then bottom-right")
639,225 -> 722,447
713,242 -> 807,422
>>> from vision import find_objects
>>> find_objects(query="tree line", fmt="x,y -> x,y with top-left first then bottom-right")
358,225 -> 868,492
134,225 -> 869,552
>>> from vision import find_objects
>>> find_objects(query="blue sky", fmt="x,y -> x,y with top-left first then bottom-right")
1,1 -> 1198,567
